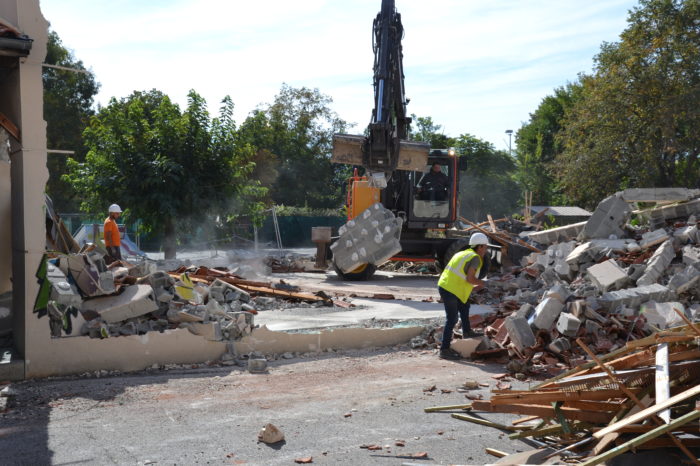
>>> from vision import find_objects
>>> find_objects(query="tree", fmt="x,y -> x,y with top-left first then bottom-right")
514,83 -> 581,205
249,84 -> 351,209
409,114 -> 456,148
456,134 -> 521,221
556,0 -> 700,208
44,30 -> 100,212
65,90 -> 265,258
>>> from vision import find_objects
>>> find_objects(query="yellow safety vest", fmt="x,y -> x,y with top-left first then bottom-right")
438,249 -> 482,304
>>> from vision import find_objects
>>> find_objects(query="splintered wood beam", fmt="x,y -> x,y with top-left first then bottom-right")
470,400 -> 614,424
581,409 -> 700,466
423,404 -> 472,413
491,389 -> 636,405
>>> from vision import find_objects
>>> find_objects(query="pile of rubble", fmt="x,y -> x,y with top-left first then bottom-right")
38,247 -> 332,342
427,322 -> 700,464
456,188 -> 700,377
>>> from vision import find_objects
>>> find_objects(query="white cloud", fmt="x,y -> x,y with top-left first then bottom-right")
40,0 -> 637,149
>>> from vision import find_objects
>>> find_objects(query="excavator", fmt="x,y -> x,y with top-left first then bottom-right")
330,0 -> 477,280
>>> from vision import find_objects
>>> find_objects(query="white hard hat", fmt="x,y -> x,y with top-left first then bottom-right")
469,232 -> 499,248
108,204 -> 122,213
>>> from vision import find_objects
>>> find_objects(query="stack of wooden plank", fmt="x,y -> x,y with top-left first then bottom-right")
428,320 -> 700,465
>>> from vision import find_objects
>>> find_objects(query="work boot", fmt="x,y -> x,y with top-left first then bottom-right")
464,330 -> 482,338
439,348 -> 461,360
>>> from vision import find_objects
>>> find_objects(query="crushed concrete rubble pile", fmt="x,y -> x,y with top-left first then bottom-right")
448,188 -> 700,377
36,247 -> 333,341
426,322 -> 700,465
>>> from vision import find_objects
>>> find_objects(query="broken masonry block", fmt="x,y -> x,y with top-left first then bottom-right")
579,193 -> 631,241
127,261 -> 157,278
620,187 -> 700,203
531,297 -> 564,330
586,259 -> 629,292
585,319 -> 603,336
520,221 -> 586,246
209,279 -> 251,304
545,284 -> 571,304
81,284 -> 159,324
641,301 -> 689,330
548,337 -> 571,354
46,263 -> 82,307
636,240 -> 675,286
682,245 -> 700,266
556,312 -> 582,338
674,225 -> 699,244
640,229 -> 670,249
667,265 -> 700,293
248,358 -> 268,373
598,283 -> 675,311
184,321 -> 223,341
569,300 -> 586,319
515,303 -> 535,320
627,263 -> 647,282
504,315 -> 535,351
65,253 -> 115,297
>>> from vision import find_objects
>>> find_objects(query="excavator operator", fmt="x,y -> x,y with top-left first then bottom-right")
417,162 -> 449,201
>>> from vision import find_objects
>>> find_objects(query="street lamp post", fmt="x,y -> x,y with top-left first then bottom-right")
505,129 -> 513,156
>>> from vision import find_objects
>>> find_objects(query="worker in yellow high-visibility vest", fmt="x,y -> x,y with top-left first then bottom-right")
437,232 -> 496,360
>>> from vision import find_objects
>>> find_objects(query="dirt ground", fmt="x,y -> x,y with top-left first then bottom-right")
1,348 -> 537,465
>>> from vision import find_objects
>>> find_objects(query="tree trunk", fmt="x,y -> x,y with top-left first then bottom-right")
163,217 -> 176,260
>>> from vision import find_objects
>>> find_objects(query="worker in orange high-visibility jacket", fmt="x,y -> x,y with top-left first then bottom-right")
104,203 -> 123,264
437,232 -> 496,360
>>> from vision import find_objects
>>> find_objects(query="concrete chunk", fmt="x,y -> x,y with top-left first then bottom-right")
682,245 -> 700,266
637,240 -> 675,286
640,229 -> 670,249
531,297 -> 564,330
587,259 -> 629,292
641,301 -> 688,330
82,285 -> 159,323
209,279 -> 250,304
579,194 -> 631,241
520,221 -> 586,246
504,315 -> 535,351
599,283 -> 675,311
556,312 -> 582,337
620,188 -> 700,202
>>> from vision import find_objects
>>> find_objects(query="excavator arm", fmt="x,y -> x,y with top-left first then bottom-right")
332,0 -> 428,185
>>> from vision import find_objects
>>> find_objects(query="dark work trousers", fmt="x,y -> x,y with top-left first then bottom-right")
438,286 -> 471,350
105,246 -> 122,264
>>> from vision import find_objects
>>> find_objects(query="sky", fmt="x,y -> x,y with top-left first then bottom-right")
39,0 -> 639,151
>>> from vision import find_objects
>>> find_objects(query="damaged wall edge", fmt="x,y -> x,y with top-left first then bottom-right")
24,325 -> 424,378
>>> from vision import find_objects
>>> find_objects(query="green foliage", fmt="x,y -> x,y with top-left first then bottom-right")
44,30 -> 100,212
555,0 -> 700,209
409,114 -> 457,148
64,89 -> 266,258
273,205 -> 345,217
456,134 -> 521,221
240,84 -> 352,209
514,84 -> 581,205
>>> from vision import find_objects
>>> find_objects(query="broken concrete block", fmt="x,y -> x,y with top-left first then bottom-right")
569,300 -> 586,318
637,240 -> 675,286
516,303 -> 535,320
585,319 -> 603,336
545,284 -> 571,304
667,265 -> 700,293
128,261 -> 157,278
531,297 -> 564,330
599,283 -> 675,311
504,315 -> 535,351
674,225 -> 698,244
682,245 -> 700,266
64,253 -> 115,297
46,263 -> 82,307
640,229 -> 670,249
641,301 -> 688,330
548,337 -> 571,354
579,194 -> 631,241
556,312 -> 582,337
627,263 -> 647,282
209,279 -> 251,304
621,187 -> 700,203
248,358 -> 268,373
185,321 -> 223,341
647,198 -> 700,223
451,338 -> 482,358
521,221 -> 586,246
82,285 -> 159,324
587,259 -> 629,292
